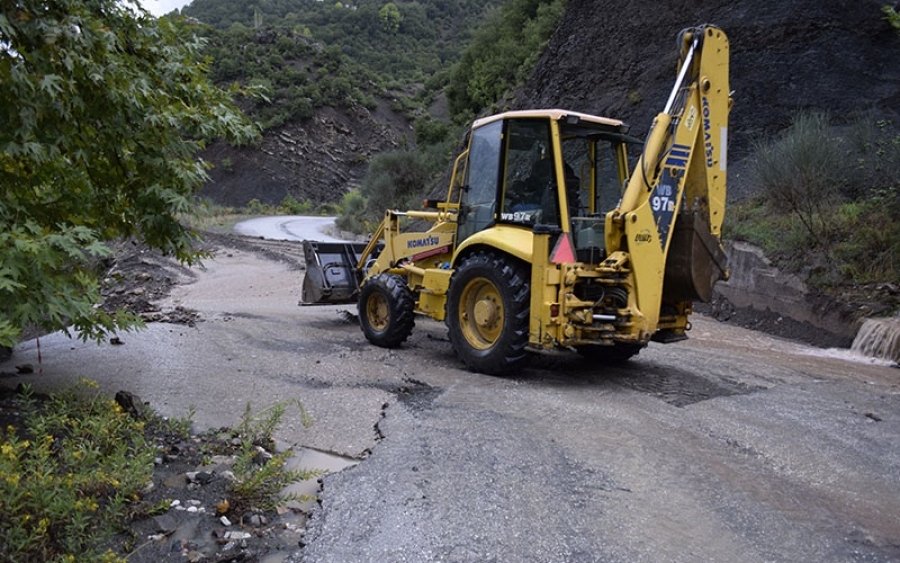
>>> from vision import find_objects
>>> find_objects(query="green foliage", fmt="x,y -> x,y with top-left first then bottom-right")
415,117 -> 451,145
379,2 -> 403,34
365,151 -> 433,213
186,0 -> 500,81
884,4 -> 900,34
279,194 -> 315,215
335,189 -> 371,233
204,26 -> 377,128
186,0 -> 503,125
732,113 -> 900,289
0,0 -> 257,347
229,402 -> 317,511
0,381 -> 154,562
448,0 -> 565,119
751,112 -> 844,245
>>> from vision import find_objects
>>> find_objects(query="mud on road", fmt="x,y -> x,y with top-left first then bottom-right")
2,234 -> 899,562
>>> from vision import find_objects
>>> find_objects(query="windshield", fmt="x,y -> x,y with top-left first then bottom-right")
499,119 -> 559,228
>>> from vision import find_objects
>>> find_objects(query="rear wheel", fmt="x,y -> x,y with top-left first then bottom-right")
358,274 -> 415,348
447,251 -> 530,375
577,343 -> 643,363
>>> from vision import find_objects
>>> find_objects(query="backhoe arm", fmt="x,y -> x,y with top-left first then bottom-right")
605,25 -> 731,334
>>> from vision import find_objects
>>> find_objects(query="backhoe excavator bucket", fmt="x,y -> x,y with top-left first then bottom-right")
301,240 -> 367,305
663,212 -> 728,303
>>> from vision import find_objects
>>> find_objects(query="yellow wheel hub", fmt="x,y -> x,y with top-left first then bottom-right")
458,277 -> 504,350
366,292 -> 389,332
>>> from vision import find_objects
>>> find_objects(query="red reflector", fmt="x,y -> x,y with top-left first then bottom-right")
550,304 -> 560,317
550,233 -> 576,264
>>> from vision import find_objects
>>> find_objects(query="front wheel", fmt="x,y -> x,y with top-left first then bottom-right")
446,252 -> 530,375
358,274 -> 415,348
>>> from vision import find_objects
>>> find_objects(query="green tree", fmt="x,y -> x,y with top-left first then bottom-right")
378,2 -> 402,34
0,0 -> 258,347
448,0 -> 565,118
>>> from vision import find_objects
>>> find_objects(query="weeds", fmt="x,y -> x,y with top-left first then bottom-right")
228,402 -> 318,512
0,381 -> 153,562
734,113 -> 899,289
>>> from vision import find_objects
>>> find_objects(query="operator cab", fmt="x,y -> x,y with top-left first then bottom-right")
456,110 -> 640,263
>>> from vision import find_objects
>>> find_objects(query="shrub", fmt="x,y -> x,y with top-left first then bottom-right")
0,382 -> 154,561
335,189 -> 370,234
361,150 -> 432,218
735,113 -> 899,289
751,112 -> 845,246
228,402 -> 317,512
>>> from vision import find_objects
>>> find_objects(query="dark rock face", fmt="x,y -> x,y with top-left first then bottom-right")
200,101 -> 412,207
514,0 -> 900,199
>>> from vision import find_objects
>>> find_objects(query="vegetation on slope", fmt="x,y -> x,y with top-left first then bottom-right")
331,0 -> 566,230
728,113 -> 899,292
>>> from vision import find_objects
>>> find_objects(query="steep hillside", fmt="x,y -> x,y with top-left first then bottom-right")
201,101 -> 410,206
514,0 -> 900,199
188,0 -> 502,206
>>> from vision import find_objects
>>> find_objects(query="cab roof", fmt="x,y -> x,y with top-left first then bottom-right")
471,109 -> 626,132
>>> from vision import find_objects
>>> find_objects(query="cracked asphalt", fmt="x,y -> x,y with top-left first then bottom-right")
2,240 -> 898,562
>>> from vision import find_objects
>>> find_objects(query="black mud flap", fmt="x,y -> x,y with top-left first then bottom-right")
300,241 -> 367,305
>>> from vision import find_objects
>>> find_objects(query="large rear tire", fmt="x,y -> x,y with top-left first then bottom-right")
358,274 -> 415,348
447,251 -> 530,375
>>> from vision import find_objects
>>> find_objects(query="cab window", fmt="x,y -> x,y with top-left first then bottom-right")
499,119 -> 559,228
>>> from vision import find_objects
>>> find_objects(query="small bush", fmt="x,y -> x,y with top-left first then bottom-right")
751,112 -> 845,246
734,113 -> 899,289
0,381 -> 154,562
335,189 -> 370,234
229,402 -> 317,512
279,194 -> 314,215
361,150 -> 432,217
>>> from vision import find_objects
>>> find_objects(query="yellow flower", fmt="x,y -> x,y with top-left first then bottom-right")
36,518 -> 50,534
1,443 -> 14,458
6,473 -> 21,486
78,377 -> 99,389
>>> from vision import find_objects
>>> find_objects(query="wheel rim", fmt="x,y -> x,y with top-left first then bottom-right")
458,276 -> 504,350
366,292 -> 389,332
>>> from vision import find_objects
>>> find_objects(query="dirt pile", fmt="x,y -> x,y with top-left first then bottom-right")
514,0 -> 900,200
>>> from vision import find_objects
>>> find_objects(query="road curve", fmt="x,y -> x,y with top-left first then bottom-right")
234,215 -> 350,243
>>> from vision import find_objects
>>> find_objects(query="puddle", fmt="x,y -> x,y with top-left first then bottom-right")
281,447 -> 360,511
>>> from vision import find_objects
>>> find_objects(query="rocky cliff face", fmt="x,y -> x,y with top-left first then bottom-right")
200,100 -> 412,207
514,0 -> 900,199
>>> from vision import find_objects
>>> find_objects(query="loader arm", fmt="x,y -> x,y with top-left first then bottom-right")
604,25 -> 731,336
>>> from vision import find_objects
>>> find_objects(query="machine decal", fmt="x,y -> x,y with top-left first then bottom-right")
411,245 -> 452,262
685,106 -> 697,130
702,96 -> 714,167
651,169 -> 678,250
407,235 -> 440,249
664,143 -> 691,168
634,230 -> 653,244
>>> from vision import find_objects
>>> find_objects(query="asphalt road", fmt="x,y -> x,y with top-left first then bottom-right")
233,215 -> 349,243
2,232 -> 898,563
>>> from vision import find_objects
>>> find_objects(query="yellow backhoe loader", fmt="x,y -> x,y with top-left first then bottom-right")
302,25 -> 732,374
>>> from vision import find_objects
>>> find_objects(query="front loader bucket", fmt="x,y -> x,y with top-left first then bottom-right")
301,240 -> 367,305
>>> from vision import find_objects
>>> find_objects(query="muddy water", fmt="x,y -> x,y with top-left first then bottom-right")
282,447 -> 360,511
852,317 -> 900,363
